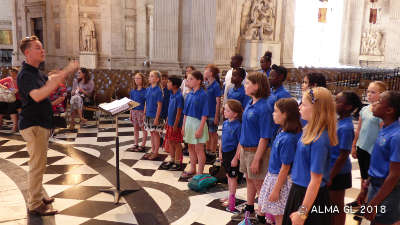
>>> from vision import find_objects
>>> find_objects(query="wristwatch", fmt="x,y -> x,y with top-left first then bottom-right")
297,205 -> 308,220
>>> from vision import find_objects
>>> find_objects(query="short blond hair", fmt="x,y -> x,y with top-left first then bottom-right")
19,35 -> 39,55
302,87 -> 338,146
369,81 -> 387,93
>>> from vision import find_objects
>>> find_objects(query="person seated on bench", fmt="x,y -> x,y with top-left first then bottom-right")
69,67 -> 94,129
0,67 -> 21,132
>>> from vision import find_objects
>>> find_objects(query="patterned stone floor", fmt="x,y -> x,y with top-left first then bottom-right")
0,113 -> 369,225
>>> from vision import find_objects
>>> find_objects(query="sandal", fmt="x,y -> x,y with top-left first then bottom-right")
181,171 -> 195,179
148,153 -> 159,160
127,145 -> 139,152
143,153 -> 152,159
136,146 -> 146,152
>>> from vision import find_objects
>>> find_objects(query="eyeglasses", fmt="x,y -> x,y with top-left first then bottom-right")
309,88 -> 316,104
22,36 -> 39,42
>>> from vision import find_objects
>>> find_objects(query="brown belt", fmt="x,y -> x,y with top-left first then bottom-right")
243,146 -> 257,152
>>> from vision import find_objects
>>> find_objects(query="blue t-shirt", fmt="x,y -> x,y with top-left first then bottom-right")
167,90 -> 184,127
161,87 -> 170,119
267,94 -> 279,141
222,120 -> 241,152
227,85 -> 250,109
183,89 -> 209,120
206,80 -> 222,118
368,121 -> 400,179
291,130 -> 331,188
330,117 -> 354,174
145,85 -> 163,118
268,131 -> 301,174
129,88 -> 147,111
259,69 -> 270,77
240,98 -> 273,147
272,86 -> 292,100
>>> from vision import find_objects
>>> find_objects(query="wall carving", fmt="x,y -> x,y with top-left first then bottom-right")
79,13 -> 97,52
125,25 -> 135,51
360,30 -> 384,56
240,0 -> 276,41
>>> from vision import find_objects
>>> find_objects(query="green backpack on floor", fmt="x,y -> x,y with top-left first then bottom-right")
188,174 -> 217,192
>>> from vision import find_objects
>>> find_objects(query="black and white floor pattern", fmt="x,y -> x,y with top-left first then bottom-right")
0,113 -> 368,225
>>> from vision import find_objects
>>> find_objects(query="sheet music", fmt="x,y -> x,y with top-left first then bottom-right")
99,97 -> 139,115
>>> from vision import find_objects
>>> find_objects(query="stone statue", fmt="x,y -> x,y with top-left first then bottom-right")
80,13 -> 97,52
360,30 -> 383,56
240,0 -> 276,41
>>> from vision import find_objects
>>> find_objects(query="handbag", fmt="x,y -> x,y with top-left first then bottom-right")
52,116 -> 67,128
0,86 -> 16,103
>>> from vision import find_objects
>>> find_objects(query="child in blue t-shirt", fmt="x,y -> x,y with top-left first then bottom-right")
129,73 -> 148,152
349,81 -> 386,208
204,64 -> 222,161
181,70 -> 209,178
358,91 -> 400,224
231,72 -> 273,223
283,87 -> 338,225
258,98 -> 302,225
160,76 -> 184,171
218,99 -> 243,213
227,67 -> 250,109
143,70 -> 164,160
328,91 -> 362,225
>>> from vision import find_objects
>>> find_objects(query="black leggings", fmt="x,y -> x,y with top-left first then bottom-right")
356,147 -> 371,180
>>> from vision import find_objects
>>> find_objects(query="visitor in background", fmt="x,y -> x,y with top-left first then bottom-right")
0,67 -> 21,132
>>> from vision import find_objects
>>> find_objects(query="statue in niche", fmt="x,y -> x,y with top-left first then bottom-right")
360,30 -> 383,56
80,13 -> 97,52
240,0 -> 276,41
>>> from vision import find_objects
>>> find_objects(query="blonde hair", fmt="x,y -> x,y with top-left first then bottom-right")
302,87 -> 338,146
132,72 -> 147,90
369,81 -> 387,93
149,70 -> 163,95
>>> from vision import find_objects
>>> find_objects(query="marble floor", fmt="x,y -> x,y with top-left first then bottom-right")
0,113 -> 370,225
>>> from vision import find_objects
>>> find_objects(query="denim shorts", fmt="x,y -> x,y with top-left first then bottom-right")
206,117 -> 218,133
367,177 -> 400,224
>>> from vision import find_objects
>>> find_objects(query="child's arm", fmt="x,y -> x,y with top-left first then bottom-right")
328,150 -> 350,186
365,162 -> 400,221
181,115 -> 186,136
214,96 -> 221,125
269,164 -> 291,202
232,144 -> 242,165
173,108 -> 183,133
154,101 -> 162,125
195,116 -> 207,138
351,117 -> 362,158
250,138 -> 269,174
143,104 -> 147,120
219,141 -> 223,162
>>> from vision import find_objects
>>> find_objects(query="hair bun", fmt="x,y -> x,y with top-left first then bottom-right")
264,51 -> 272,58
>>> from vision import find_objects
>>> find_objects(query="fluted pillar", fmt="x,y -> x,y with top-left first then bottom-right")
152,0 -> 179,64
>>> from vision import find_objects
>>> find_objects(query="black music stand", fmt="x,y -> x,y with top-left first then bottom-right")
99,102 -> 140,204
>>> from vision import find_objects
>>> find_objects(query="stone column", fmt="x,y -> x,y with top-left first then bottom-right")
280,0 -> 296,68
152,0 -> 179,65
11,0 -> 19,65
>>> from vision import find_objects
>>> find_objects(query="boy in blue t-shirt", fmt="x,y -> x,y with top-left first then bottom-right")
160,76 -> 184,171
359,91 -> 400,225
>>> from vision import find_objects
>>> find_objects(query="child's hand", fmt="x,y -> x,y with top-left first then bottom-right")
219,152 -> 223,162
231,158 -> 238,167
181,128 -> 185,136
213,116 -> 219,126
351,145 -> 357,159
195,129 -> 202,138
153,118 -> 159,126
173,125 -> 178,133
268,189 -> 279,202
250,158 -> 260,174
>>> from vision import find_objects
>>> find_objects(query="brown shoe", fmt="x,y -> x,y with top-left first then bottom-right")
28,203 -> 58,216
42,197 -> 55,205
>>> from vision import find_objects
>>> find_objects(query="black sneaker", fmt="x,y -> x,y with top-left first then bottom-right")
231,210 -> 256,221
160,161 -> 173,170
205,153 -> 216,164
346,200 -> 362,211
169,163 -> 182,171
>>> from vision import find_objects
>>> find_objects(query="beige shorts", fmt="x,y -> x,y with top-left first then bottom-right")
239,147 -> 270,180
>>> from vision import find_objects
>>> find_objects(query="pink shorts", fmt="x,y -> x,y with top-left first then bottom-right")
131,110 -> 145,127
